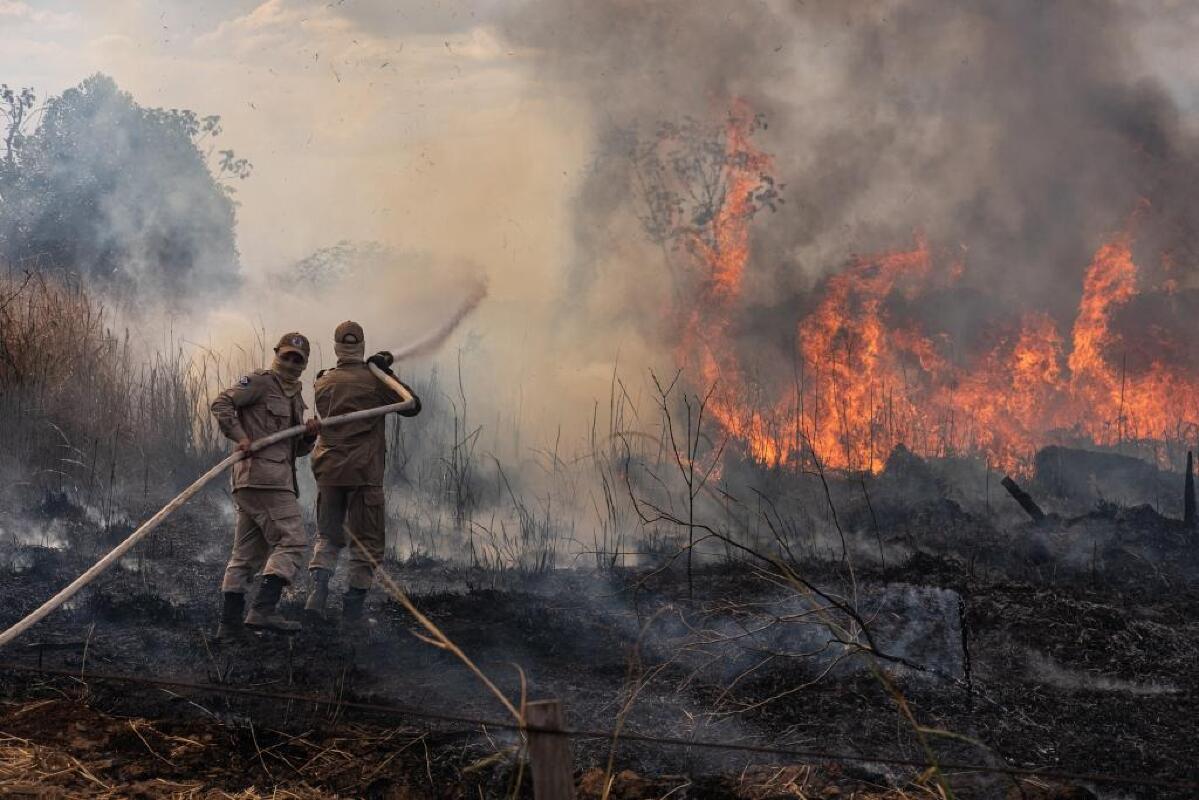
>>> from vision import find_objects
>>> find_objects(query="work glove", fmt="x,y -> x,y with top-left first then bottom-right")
396,380 -> 422,417
367,351 -> 393,370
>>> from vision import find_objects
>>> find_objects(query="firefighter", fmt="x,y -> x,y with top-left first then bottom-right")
305,320 -> 420,627
211,332 -> 320,638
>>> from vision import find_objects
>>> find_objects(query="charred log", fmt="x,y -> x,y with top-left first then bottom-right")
1001,475 -> 1046,522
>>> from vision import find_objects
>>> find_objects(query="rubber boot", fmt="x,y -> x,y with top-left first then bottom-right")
341,587 -> 367,633
216,592 -> 248,642
244,574 -> 301,633
304,568 -> 331,623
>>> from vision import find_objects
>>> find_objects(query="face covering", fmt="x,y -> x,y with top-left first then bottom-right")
272,354 -> 305,397
334,339 -> 365,365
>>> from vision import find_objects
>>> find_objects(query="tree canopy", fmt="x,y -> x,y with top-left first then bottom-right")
0,74 -> 248,300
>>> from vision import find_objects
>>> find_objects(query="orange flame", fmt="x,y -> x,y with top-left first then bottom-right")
673,106 -> 1199,475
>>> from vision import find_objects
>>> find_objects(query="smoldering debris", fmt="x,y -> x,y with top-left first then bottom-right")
1025,649 -> 1179,696
625,583 -> 966,688
0,461 -> 1197,793
0,520 -> 68,552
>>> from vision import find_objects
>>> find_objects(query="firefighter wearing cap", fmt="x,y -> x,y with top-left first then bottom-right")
210,332 -> 320,638
305,321 -> 420,626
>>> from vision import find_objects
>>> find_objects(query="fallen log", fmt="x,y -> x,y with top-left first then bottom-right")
1001,475 -> 1046,522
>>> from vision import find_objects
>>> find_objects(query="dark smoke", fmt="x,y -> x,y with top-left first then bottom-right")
500,0 -> 1199,363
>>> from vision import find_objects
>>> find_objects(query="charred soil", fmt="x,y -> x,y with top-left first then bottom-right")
0,488 -> 1195,799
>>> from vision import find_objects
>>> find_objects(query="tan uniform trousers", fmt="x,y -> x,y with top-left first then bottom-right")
308,485 -> 385,590
221,488 -> 307,593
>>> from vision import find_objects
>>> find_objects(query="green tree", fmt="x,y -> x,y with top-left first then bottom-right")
0,83 -> 36,174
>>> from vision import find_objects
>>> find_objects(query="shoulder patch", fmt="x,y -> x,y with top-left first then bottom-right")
237,375 -> 251,387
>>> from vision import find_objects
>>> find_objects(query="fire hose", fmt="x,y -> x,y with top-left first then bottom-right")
0,284 -> 486,649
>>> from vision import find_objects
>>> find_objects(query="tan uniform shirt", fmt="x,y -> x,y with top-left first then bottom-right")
210,369 -> 314,493
310,361 -> 419,486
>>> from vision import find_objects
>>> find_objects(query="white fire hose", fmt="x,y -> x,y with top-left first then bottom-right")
0,284 -> 485,648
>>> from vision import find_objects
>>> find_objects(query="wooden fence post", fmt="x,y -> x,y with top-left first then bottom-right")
1184,450 -> 1195,531
526,699 -> 575,800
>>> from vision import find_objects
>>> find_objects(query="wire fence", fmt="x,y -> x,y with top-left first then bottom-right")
0,660 -> 1194,793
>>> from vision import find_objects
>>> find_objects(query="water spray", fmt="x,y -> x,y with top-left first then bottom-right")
0,284 -> 486,649
380,278 -> 487,362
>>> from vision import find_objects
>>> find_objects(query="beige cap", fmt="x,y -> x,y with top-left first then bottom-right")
334,320 -> 364,345
274,332 -> 310,359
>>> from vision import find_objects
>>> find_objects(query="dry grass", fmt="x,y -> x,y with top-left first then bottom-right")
0,730 -> 335,798
0,268 -> 235,509
0,697 -> 432,799
577,764 -> 952,799
0,697 -> 973,800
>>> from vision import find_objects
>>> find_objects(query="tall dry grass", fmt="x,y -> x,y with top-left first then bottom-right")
0,267 -> 224,510
0,266 -> 701,573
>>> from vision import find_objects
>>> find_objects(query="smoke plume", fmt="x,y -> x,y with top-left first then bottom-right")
500,0 -> 1199,365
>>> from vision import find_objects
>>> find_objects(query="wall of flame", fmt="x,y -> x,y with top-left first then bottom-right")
676,107 -> 1198,475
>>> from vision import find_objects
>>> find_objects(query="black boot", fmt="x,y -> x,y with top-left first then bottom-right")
304,568 -> 332,622
342,587 -> 367,629
244,574 -> 301,633
216,592 -> 247,642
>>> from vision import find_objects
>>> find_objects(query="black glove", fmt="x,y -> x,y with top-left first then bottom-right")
367,351 -> 393,369
396,380 -> 421,417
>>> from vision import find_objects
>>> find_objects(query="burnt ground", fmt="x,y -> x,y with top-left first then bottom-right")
0,489 -> 1196,799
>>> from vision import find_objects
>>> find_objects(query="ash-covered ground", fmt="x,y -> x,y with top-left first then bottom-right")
0,448 -> 1197,799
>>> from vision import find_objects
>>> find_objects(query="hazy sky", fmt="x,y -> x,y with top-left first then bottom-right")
0,0 -> 580,272
0,0 -> 618,446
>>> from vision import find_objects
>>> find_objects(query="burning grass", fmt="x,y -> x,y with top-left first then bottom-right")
642,105 -> 1199,478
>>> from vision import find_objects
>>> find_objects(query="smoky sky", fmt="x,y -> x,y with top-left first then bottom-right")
499,0 -> 1199,364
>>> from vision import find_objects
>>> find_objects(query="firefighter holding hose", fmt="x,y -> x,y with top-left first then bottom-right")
211,332 -> 321,639
305,321 -> 421,628
0,287 -> 475,651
